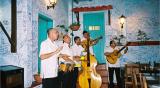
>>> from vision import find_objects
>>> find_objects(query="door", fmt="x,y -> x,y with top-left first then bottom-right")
83,12 -> 106,64
38,14 -> 53,73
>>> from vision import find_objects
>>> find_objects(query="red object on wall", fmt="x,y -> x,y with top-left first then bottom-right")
128,41 -> 160,46
72,5 -> 113,12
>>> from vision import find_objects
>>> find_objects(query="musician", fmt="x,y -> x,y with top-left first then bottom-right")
81,31 -> 98,55
104,40 -> 128,88
39,28 -> 63,88
59,34 -> 75,88
72,36 -> 85,88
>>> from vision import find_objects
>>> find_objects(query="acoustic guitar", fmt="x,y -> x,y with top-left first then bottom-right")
106,42 -> 129,64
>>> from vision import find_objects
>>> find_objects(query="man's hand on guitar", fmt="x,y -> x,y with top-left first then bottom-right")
124,47 -> 128,54
126,47 -> 128,50
91,40 -> 98,45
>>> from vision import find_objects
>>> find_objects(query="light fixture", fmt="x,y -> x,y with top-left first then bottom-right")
47,0 -> 58,10
119,15 -> 126,29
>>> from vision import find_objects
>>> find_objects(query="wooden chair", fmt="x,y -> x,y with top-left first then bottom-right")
125,64 -> 134,88
132,63 -> 141,87
124,64 -> 140,88
133,71 -> 149,88
132,64 -> 140,74
142,76 -> 148,88
140,62 -> 151,75
133,73 -> 143,88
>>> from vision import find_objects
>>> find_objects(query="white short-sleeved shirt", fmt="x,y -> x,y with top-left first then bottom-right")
72,44 -> 84,66
105,46 -> 121,67
72,44 -> 84,56
81,37 -> 94,55
39,38 -> 59,78
59,43 -> 73,64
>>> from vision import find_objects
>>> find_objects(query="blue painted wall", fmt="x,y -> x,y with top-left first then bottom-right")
0,0 -> 159,87
0,0 -> 68,87
68,0 -> 160,64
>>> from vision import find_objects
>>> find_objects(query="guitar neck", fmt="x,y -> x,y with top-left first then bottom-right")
117,42 -> 129,53
117,45 -> 128,54
118,47 -> 125,53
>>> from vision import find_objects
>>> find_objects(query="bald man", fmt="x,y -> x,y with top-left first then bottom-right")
39,28 -> 63,88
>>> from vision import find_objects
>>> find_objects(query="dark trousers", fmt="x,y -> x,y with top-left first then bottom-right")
42,77 -> 59,88
108,67 -> 122,88
72,67 -> 78,88
59,71 -> 73,88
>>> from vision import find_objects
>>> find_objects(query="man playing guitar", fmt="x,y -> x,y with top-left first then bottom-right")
104,40 -> 128,88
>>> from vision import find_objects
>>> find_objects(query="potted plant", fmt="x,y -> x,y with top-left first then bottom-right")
69,22 -> 81,31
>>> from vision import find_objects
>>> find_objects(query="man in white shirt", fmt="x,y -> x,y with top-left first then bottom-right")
39,28 -> 63,88
72,36 -> 84,88
81,31 -> 98,55
59,34 -> 75,88
104,40 -> 128,88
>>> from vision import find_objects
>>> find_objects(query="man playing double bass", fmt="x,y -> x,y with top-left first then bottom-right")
79,31 -> 102,88
104,40 -> 128,88
81,31 -> 100,55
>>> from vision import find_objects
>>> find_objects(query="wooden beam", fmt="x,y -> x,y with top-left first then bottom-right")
72,5 -> 113,12
11,0 -> 17,52
128,41 -> 160,46
108,10 -> 111,25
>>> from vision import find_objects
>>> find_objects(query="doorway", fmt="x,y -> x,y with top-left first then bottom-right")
83,12 -> 106,64
38,14 -> 53,73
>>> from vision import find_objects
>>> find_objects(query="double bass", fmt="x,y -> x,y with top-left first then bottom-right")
78,38 -> 102,88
